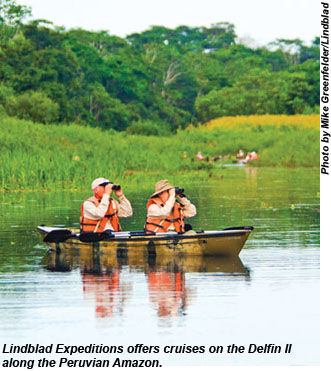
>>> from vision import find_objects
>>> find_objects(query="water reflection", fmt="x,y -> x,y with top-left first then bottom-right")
244,165 -> 258,185
43,248 -> 250,319
147,269 -> 188,317
82,269 -> 129,318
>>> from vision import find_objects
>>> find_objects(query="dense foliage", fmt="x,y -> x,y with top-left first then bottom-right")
0,0 -> 319,132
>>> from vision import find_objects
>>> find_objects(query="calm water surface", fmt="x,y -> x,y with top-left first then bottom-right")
0,168 -> 319,366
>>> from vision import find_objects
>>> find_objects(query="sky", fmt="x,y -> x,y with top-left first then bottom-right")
18,0 -> 319,46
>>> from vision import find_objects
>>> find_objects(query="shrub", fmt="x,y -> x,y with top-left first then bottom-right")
0,104 -> 6,117
126,120 -> 171,136
0,83 -> 14,101
6,90 -> 59,124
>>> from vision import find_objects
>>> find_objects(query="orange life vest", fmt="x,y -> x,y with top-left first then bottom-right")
145,197 -> 185,234
80,196 -> 121,232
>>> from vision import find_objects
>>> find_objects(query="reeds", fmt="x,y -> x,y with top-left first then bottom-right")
0,115 -> 319,191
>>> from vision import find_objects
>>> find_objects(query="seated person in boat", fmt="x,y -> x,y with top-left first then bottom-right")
145,179 -> 196,234
242,151 -> 259,163
80,177 -> 132,233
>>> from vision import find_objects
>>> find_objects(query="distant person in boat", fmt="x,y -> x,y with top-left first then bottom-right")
80,178 -> 132,233
243,151 -> 259,163
196,151 -> 204,161
145,179 -> 196,234
236,149 -> 245,159
196,151 -> 210,162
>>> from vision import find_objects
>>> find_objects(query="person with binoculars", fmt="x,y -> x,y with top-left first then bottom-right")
80,177 -> 132,233
145,179 -> 196,234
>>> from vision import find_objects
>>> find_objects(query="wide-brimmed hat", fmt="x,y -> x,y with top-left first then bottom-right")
91,177 -> 110,190
151,179 -> 174,198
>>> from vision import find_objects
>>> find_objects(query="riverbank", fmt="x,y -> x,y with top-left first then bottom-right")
0,114 -> 319,191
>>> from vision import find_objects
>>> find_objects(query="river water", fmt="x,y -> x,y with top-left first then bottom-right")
0,167 -> 319,366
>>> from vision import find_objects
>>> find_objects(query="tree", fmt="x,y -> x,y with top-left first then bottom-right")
0,0 -> 31,26
0,2 -> 320,130
127,23 -> 236,53
195,68 -> 316,122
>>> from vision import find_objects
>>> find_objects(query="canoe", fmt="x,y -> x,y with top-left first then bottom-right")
37,225 -> 253,257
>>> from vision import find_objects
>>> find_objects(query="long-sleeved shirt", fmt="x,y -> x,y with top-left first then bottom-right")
147,195 -> 196,230
83,193 -> 132,230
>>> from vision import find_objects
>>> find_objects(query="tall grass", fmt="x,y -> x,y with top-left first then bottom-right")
202,114 -> 319,130
0,115 -> 319,191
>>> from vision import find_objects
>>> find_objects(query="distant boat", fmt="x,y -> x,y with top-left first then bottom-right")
217,163 -> 246,167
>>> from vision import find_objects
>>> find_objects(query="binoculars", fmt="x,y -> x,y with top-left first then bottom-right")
112,184 -> 121,191
175,187 -> 184,194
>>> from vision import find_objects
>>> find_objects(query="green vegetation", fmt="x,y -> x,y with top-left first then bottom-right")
0,1 -> 320,192
0,116 -> 319,191
0,0 -> 319,134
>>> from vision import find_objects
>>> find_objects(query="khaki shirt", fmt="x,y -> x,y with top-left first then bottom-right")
83,194 -> 132,231
147,195 -> 196,231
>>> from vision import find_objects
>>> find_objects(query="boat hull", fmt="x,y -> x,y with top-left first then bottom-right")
38,226 -> 253,257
